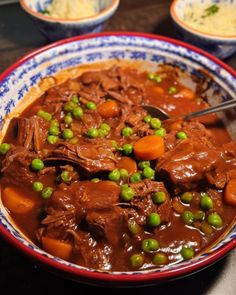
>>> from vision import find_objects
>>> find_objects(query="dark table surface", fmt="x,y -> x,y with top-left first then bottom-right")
0,1 -> 236,293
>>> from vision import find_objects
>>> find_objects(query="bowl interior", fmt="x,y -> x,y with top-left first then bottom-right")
173,0 -> 236,21
172,0 -> 236,40
23,0 -> 114,15
0,33 -> 236,280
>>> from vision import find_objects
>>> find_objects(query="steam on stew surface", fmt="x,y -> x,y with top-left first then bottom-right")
1,65 -> 236,271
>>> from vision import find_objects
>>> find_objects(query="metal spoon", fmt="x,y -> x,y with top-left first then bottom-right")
143,99 -> 236,121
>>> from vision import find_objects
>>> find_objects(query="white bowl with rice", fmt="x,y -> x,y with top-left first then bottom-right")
170,0 -> 236,59
20,0 -> 120,41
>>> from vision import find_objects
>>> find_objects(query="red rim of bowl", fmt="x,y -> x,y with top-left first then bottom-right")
0,32 -> 236,284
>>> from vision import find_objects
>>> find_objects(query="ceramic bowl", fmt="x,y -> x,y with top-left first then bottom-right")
170,0 -> 236,59
19,0 -> 120,41
0,33 -> 236,287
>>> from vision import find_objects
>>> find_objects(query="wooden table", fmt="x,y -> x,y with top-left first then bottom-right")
0,1 -> 236,293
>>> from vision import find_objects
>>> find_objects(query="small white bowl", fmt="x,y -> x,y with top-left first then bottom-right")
170,0 -> 236,59
20,0 -> 120,41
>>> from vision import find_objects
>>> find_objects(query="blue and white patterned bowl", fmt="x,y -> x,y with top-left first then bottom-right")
19,0 -> 120,41
0,33 -> 236,287
170,0 -> 236,59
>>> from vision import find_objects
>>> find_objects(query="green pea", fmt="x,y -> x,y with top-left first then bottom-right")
128,219 -> 141,235
121,184 -> 129,191
122,127 -> 133,137
154,128 -> 166,137
182,210 -> 194,225
61,171 -> 70,184
64,114 -> 73,125
37,110 -> 52,122
49,126 -> 60,136
100,123 -> 111,132
154,75 -> 162,83
69,137 -> 78,144
0,143 -> 10,155
62,129 -> 74,140
176,131 -> 188,140
31,158 -> 44,171
120,169 -> 129,179
194,210 -> 205,221
169,86 -> 177,94
108,169 -> 120,181
120,187 -> 135,201
91,178 -> 100,183
87,128 -> 98,139
86,101 -> 96,110
200,222 -> 213,235
142,239 -> 159,253
73,107 -> 84,119
71,95 -> 79,104
33,181 -> 43,192
207,212 -> 223,228
130,253 -> 144,269
122,144 -> 133,155
50,119 -> 59,128
180,246 -> 194,260
152,192 -> 166,204
47,135 -> 58,144
180,192 -> 193,204
142,167 -> 155,179
153,252 -> 168,265
200,194 -> 214,211
138,161 -> 150,170
147,213 -> 161,227
150,118 -> 161,129
143,114 -> 152,123
130,172 -> 142,183
98,129 -> 108,138
147,73 -> 155,80
63,101 -> 77,112
41,187 -> 54,200
112,140 -> 121,150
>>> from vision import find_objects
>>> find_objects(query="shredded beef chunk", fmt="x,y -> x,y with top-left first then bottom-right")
45,140 -> 117,173
157,138 -> 220,191
128,180 -> 171,223
1,65 -> 236,272
157,136 -> 236,192
1,146 -> 37,186
16,116 -> 49,151
38,181 -> 121,240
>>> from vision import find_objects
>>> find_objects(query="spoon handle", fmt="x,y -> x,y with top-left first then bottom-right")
183,99 -> 236,120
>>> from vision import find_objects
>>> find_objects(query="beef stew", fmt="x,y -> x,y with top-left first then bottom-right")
1,65 -> 236,271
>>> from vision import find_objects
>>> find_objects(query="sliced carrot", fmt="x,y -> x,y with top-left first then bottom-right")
224,179 -> 236,206
117,157 -> 137,174
178,88 -> 195,100
42,237 -> 72,260
2,187 -> 35,214
153,86 -> 164,94
134,135 -> 165,160
97,100 -> 120,118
